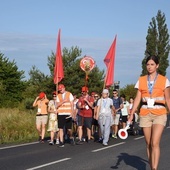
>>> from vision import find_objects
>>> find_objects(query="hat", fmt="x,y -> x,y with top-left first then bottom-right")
39,92 -> 45,99
102,89 -> 109,94
52,91 -> 57,95
82,86 -> 88,92
58,84 -> 65,91
91,92 -> 95,96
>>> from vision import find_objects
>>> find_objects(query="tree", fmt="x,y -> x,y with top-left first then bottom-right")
141,10 -> 170,76
119,84 -> 137,100
47,46 -> 104,95
0,52 -> 26,107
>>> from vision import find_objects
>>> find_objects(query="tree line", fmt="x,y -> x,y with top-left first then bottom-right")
0,10 -> 169,109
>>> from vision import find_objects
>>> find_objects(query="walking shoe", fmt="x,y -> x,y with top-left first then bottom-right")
70,138 -> 75,145
103,143 -> 108,146
98,137 -> 103,143
82,137 -> 86,142
87,139 -> 92,143
49,141 -> 54,145
112,134 -> 117,139
56,139 -> 59,145
58,142 -> 64,147
40,139 -> 45,143
76,140 -> 83,145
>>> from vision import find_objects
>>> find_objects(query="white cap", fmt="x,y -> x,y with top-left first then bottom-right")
102,89 -> 109,94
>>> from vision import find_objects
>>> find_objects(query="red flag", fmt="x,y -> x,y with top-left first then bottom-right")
104,35 -> 117,87
54,29 -> 64,84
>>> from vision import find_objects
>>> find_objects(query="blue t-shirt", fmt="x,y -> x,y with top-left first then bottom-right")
112,97 -> 122,114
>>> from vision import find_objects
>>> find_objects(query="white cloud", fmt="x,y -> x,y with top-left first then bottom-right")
0,33 -> 169,87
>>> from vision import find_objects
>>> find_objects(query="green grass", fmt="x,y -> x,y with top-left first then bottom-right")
0,108 -> 38,144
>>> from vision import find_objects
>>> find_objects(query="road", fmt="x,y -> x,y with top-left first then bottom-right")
1,127 -> 170,170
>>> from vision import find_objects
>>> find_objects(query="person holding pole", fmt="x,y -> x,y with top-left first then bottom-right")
56,84 -> 74,147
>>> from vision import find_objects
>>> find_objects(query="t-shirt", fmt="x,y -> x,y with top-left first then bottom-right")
56,92 -> 74,103
135,78 -> 170,89
121,101 -> 130,116
112,97 -> 122,114
79,95 -> 94,117
97,97 -> 113,116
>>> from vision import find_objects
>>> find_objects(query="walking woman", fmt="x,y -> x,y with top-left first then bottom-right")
33,92 -> 49,143
128,55 -> 170,170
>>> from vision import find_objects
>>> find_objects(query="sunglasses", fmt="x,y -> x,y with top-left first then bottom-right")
94,96 -> 98,97
113,93 -> 117,94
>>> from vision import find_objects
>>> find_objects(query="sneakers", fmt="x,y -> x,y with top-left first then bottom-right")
87,139 -> 92,143
40,139 -> 45,143
49,141 -> 54,145
56,139 -> 60,145
58,142 -> 64,147
98,137 -> 103,143
103,143 -> 108,146
112,134 -> 117,139
70,138 -> 75,145
76,140 -> 83,145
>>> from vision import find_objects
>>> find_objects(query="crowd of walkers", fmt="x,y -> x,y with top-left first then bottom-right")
32,55 -> 170,170
33,84 -> 136,147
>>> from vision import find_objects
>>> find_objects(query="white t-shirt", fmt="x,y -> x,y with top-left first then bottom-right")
135,78 -> 170,89
121,101 -> 130,116
97,97 -> 113,116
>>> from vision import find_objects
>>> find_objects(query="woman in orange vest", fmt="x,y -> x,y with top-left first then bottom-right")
128,55 -> 170,170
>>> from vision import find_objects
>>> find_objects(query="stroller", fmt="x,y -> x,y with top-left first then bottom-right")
127,113 -> 140,136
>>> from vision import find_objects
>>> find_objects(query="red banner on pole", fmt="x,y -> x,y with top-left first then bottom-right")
54,29 -> 64,84
104,35 -> 117,87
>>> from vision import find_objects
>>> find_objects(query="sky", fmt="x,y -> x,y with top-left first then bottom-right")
0,0 -> 170,88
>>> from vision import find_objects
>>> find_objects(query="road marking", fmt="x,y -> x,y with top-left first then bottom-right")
134,136 -> 144,140
0,141 -> 39,150
91,142 -> 125,152
26,158 -> 71,170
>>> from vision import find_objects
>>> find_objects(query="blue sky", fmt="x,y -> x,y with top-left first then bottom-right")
0,0 -> 170,87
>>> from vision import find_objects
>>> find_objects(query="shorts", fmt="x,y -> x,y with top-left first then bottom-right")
92,118 -> 98,126
122,115 -> 128,123
58,115 -> 72,129
47,113 -> 59,132
139,113 -> 167,127
112,114 -> 120,125
36,115 -> 48,126
78,115 -> 92,129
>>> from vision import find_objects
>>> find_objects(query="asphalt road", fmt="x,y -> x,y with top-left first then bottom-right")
1,127 -> 170,170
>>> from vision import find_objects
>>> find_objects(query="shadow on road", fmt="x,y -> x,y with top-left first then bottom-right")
110,152 -> 148,170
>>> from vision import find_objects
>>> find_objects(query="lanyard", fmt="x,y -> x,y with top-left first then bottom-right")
102,99 -> 107,108
147,73 -> 158,96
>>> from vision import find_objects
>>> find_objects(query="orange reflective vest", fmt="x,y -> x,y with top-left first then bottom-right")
57,92 -> 72,115
139,74 -> 167,116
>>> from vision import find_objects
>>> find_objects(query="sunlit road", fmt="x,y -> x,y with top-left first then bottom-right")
1,128 -> 170,170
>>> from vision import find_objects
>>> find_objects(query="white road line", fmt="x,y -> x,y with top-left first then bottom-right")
0,141 -> 39,150
26,158 -> 71,170
134,136 -> 144,140
91,142 -> 125,153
